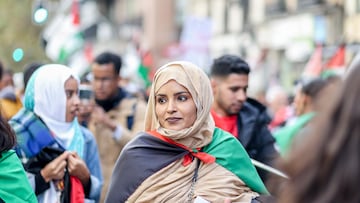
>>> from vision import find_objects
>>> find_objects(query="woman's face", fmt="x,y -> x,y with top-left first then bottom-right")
155,80 -> 197,131
64,77 -> 80,122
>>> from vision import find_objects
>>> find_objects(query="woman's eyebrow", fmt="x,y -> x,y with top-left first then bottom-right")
156,91 -> 189,97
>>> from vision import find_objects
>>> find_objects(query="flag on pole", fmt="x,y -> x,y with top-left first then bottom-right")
57,0 -> 83,63
138,63 -> 151,88
302,44 -> 323,78
137,50 -> 154,88
325,44 -> 345,69
321,44 -> 346,78
72,0 -> 80,26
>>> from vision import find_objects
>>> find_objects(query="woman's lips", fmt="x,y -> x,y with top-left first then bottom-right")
165,117 -> 181,123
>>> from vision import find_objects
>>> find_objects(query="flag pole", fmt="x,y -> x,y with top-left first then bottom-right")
251,159 -> 289,179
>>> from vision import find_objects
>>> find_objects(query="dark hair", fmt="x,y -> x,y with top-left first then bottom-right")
0,114 -> 16,154
301,78 -> 327,100
23,62 -> 44,89
277,64 -> 360,203
93,51 -> 122,75
210,54 -> 250,77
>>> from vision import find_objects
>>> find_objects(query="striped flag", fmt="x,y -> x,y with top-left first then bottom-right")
321,44 -> 346,78
137,50 -> 154,88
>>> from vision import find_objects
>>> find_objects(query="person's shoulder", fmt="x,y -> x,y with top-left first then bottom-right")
80,125 -> 96,141
242,98 -> 271,122
8,108 -> 31,128
0,150 -> 15,160
121,131 -> 155,152
245,97 -> 267,112
80,125 -> 92,134
208,128 -> 242,148
120,88 -> 135,99
213,127 -> 234,139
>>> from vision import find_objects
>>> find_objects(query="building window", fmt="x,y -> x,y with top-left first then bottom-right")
297,0 -> 323,8
224,0 -> 229,33
224,0 -> 247,34
265,0 -> 286,16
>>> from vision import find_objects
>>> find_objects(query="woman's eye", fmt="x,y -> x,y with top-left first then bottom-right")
157,97 -> 167,104
178,95 -> 188,102
65,90 -> 78,98
65,91 -> 72,98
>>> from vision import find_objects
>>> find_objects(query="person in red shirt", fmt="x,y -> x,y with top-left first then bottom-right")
210,54 -> 279,182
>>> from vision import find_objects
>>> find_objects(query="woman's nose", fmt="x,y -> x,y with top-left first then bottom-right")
166,100 -> 177,113
73,94 -> 81,105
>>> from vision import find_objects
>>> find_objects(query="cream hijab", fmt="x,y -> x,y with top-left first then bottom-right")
145,61 -> 215,148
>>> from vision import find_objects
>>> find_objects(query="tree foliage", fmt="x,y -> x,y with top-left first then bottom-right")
0,0 -> 49,72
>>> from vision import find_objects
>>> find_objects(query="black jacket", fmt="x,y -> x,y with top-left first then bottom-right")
238,98 -> 279,182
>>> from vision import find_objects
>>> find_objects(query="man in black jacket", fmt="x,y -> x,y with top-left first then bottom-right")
210,54 -> 279,183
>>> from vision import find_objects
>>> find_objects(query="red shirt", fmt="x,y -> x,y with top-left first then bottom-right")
211,109 -> 239,138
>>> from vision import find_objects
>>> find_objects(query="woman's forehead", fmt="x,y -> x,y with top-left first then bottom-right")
156,80 -> 189,94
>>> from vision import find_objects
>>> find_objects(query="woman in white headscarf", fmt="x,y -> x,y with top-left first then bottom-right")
106,61 -> 268,203
9,64 -> 103,203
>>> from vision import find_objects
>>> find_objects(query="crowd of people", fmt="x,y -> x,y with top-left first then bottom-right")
0,48 -> 359,203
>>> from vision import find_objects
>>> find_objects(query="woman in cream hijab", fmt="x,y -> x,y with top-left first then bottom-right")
106,61 -> 267,202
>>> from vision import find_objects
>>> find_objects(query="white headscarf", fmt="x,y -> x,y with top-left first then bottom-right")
23,64 -> 84,203
24,64 -> 80,148
145,61 -> 215,148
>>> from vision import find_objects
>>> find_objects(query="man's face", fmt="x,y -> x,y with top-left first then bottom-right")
0,73 -> 14,90
211,73 -> 248,116
91,63 -> 119,101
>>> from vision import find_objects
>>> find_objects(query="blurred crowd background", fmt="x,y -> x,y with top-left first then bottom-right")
1,1 -> 360,202
0,0 -> 358,97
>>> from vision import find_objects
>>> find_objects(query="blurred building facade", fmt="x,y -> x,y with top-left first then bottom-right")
41,0 -> 360,92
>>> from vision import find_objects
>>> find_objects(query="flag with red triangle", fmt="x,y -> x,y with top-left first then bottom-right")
321,44 -> 346,78
57,0 -> 83,63
137,50 -> 154,88
302,44 -> 323,78
325,44 -> 345,69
